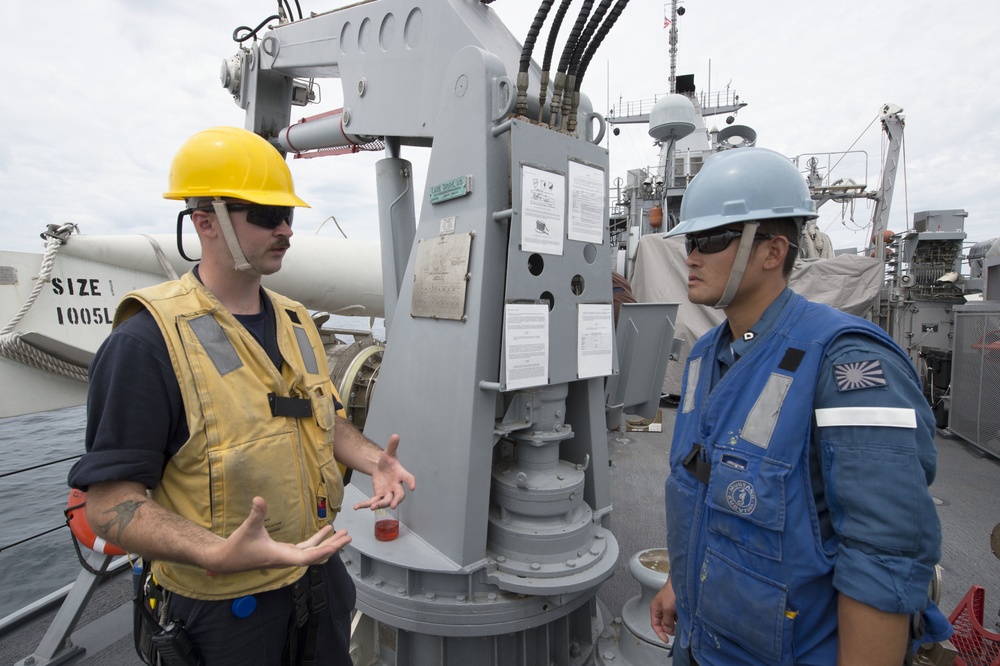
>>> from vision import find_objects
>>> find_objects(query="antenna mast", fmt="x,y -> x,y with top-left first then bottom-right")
668,0 -> 679,93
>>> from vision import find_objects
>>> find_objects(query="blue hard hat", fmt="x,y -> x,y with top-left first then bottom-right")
666,147 -> 817,237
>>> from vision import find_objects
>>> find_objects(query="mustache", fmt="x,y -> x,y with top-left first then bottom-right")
269,239 -> 291,251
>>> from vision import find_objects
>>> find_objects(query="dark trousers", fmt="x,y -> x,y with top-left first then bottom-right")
164,556 -> 356,666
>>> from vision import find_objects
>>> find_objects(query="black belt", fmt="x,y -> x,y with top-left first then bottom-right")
268,392 -> 312,418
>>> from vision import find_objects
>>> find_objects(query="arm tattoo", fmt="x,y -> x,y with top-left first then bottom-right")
100,499 -> 146,543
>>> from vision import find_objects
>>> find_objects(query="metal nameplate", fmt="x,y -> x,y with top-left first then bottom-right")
0,266 -> 16,285
429,176 -> 473,204
411,232 -> 473,321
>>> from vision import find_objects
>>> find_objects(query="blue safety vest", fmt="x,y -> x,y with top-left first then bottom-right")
665,292 -> 917,665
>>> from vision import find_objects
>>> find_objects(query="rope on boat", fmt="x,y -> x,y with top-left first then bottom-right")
0,224 -> 90,382
140,234 -> 180,280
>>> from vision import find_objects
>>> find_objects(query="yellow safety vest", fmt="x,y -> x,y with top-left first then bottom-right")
115,271 -> 344,599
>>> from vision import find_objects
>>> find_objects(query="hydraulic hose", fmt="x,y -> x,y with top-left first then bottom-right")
565,0 -> 615,130
553,0 -> 594,128
517,1 -> 555,116
575,0 -> 631,99
539,0 -> 574,123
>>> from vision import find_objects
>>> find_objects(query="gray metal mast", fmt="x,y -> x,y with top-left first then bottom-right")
668,0 -> 680,94
222,2 -> 631,663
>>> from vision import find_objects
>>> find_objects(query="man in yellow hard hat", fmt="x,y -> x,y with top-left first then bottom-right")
69,126 -> 415,665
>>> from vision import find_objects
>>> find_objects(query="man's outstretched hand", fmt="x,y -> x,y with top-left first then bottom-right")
207,497 -> 351,574
353,434 -> 416,511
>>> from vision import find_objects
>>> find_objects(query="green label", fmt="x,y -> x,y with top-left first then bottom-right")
429,176 -> 472,204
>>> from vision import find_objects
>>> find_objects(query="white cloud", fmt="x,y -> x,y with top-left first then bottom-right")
2,0 -> 996,256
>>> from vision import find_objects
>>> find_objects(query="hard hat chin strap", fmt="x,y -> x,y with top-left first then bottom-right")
211,199 -> 261,278
713,220 -> 760,310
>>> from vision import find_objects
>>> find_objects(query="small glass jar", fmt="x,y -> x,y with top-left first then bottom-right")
373,506 -> 399,542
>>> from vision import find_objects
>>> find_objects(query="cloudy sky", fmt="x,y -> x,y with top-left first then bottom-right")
3,0 -> 997,256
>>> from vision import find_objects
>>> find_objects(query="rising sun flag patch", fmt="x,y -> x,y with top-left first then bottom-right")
833,360 -> 888,391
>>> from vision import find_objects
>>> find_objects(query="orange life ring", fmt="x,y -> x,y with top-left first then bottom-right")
65,488 -> 127,555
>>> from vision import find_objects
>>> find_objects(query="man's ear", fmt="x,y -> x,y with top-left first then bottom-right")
761,236 -> 789,271
190,210 -> 218,238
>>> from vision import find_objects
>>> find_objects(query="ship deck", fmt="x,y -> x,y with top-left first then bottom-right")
3,403 -> 999,664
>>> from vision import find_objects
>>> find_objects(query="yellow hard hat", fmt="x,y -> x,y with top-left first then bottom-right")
163,126 -> 310,207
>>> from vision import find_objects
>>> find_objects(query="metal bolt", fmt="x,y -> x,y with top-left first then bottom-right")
457,594 -> 467,602
425,592 -> 436,601
397,587 -> 407,596
342,108 -> 352,126
531,563 -> 541,571
603,652 -> 615,661
497,555 -> 506,563
357,78 -> 366,96
566,559 -> 577,568
25,658 -> 36,666
373,578 -> 384,588
487,592 -> 498,601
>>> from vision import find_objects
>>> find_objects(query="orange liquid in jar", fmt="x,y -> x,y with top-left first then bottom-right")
374,519 -> 399,541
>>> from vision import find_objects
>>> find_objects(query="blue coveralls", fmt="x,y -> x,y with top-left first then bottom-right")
665,288 -> 941,665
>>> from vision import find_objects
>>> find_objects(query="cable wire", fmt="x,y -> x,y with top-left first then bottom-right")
0,454 -> 82,480
233,14 -> 281,43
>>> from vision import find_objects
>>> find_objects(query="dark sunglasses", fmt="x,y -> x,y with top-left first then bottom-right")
193,203 -> 294,230
684,229 -> 775,255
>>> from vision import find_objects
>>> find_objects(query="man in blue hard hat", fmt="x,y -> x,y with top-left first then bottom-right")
648,147 -> 944,665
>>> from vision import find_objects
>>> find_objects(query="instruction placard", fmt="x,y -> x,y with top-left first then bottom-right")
520,165 -> 565,255
503,303 -> 549,390
577,303 -> 614,378
567,161 -> 605,244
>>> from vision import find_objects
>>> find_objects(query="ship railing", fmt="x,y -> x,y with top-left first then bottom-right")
609,88 -> 744,123
0,454 -> 81,557
1,451 -> 133,662
0,452 -> 89,635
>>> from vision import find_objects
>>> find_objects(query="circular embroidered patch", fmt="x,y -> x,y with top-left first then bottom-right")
726,480 -> 757,515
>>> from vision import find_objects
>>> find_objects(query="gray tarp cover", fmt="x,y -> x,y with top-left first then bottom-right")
630,233 -> 885,395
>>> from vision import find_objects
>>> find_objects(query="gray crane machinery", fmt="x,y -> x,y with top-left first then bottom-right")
221,1 -> 675,664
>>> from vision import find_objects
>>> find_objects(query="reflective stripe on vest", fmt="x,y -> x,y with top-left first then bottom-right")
741,372 -> 794,449
188,314 -> 243,375
682,357 -> 701,414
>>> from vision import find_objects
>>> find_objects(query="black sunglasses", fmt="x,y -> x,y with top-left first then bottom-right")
684,229 -> 775,255
193,203 -> 294,230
